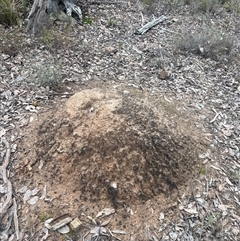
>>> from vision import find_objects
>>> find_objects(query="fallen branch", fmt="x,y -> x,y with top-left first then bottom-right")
0,139 -> 12,215
135,15 -> 168,35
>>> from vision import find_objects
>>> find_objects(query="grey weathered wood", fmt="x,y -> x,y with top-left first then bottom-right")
136,15 -> 168,35
26,0 -> 82,35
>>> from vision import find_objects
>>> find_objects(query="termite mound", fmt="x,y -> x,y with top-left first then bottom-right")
24,89 -> 202,208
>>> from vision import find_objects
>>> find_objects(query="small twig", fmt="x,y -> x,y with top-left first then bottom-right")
108,229 -> 121,241
13,198 -> 20,240
210,112 -> 220,123
83,231 -> 89,241
140,12 -> 144,26
27,221 -> 39,241
210,108 -> 223,123
164,96 -> 172,102
216,192 -> 223,205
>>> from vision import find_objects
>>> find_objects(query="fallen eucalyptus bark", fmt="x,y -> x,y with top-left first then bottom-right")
45,214 -> 72,230
0,139 -> 12,215
136,15 -> 168,35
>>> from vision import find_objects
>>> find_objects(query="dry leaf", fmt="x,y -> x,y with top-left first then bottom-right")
208,188 -> 216,199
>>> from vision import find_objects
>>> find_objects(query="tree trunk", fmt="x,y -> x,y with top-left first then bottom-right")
26,0 -> 82,35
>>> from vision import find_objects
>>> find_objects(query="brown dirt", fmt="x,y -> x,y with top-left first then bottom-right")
15,88 -> 207,240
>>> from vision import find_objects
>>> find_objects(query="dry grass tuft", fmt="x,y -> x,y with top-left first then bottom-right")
185,0 -> 240,13
0,0 -> 18,26
0,0 -> 30,26
174,27 -> 238,63
139,0 -> 240,14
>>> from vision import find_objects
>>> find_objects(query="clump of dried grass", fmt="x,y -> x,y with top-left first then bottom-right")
0,0 -> 18,26
28,58 -> 63,88
184,0 -> 240,13
174,27 -> 238,62
139,0 -> 240,14
0,0 -> 29,26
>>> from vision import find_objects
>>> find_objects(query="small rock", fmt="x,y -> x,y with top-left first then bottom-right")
78,26 -> 84,31
70,218 -> 82,230
105,46 -> 117,54
159,70 -> 169,80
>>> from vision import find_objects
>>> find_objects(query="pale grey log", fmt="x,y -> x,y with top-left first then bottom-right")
136,15 -> 168,35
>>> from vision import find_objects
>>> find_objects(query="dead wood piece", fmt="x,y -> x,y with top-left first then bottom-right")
63,0 -> 82,22
136,15 -> 168,35
0,139 -> 12,215
26,0 -> 83,35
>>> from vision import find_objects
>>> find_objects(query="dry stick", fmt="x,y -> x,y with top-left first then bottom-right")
136,15 -> 168,35
0,139 -> 12,215
13,198 -> 20,240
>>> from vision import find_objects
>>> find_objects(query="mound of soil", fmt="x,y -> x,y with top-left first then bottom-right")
21,89 -> 200,209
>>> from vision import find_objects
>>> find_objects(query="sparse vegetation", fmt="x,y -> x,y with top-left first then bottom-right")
186,0 -> 240,13
140,0 -> 240,14
83,17 -> 93,25
174,27 -> 237,62
28,58 -> 62,88
40,27 -> 72,50
38,213 -> 47,222
205,213 -> 219,228
197,164 -> 207,175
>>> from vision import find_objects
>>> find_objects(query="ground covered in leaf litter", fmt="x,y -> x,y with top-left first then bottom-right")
0,0 -> 240,241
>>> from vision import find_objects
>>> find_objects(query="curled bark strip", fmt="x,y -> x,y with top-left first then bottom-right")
0,139 -> 12,215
